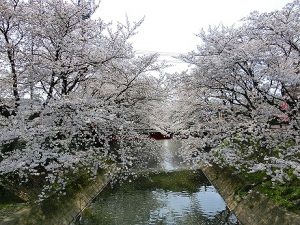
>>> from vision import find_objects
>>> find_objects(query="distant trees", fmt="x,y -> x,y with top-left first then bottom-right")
0,0 -> 164,199
174,0 -> 300,182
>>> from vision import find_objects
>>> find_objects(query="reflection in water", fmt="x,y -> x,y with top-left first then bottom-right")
79,140 -> 240,225
80,170 -> 239,225
160,140 -> 185,171
162,140 -> 175,171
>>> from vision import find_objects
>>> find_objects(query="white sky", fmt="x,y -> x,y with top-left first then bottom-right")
95,0 -> 292,72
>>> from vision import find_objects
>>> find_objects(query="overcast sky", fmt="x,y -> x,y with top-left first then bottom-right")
95,0 -> 292,71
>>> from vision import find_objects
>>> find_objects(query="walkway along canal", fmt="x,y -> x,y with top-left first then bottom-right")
76,140 -> 240,225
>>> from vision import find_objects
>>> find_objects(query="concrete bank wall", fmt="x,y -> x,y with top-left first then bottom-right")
55,172 -> 112,225
1,170 -> 114,225
200,165 -> 300,225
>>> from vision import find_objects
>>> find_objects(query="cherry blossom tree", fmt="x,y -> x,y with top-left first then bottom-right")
175,0 -> 300,182
0,0 -> 165,200
0,0 -> 28,112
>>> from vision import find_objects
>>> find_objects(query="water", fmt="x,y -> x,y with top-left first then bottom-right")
79,140 -> 240,225
160,140 -> 184,171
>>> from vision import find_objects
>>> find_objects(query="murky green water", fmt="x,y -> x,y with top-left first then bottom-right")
78,140 -> 239,225
79,170 -> 239,225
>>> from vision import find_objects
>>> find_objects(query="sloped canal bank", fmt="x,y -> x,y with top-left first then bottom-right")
201,165 -> 300,225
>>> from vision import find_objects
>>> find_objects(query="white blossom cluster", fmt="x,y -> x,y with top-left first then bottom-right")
0,0 -> 165,200
172,1 -> 300,183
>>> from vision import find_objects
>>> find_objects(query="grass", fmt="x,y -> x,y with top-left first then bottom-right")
258,178 -> 300,212
234,170 -> 300,213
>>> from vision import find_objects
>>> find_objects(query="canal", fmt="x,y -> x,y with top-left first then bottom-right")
78,140 -> 240,225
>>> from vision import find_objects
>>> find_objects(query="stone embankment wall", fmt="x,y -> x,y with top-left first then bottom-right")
201,165 -> 300,225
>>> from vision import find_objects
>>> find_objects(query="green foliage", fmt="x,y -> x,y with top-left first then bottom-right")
258,178 -> 300,212
235,170 -> 300,213
119,170 -> 209,193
